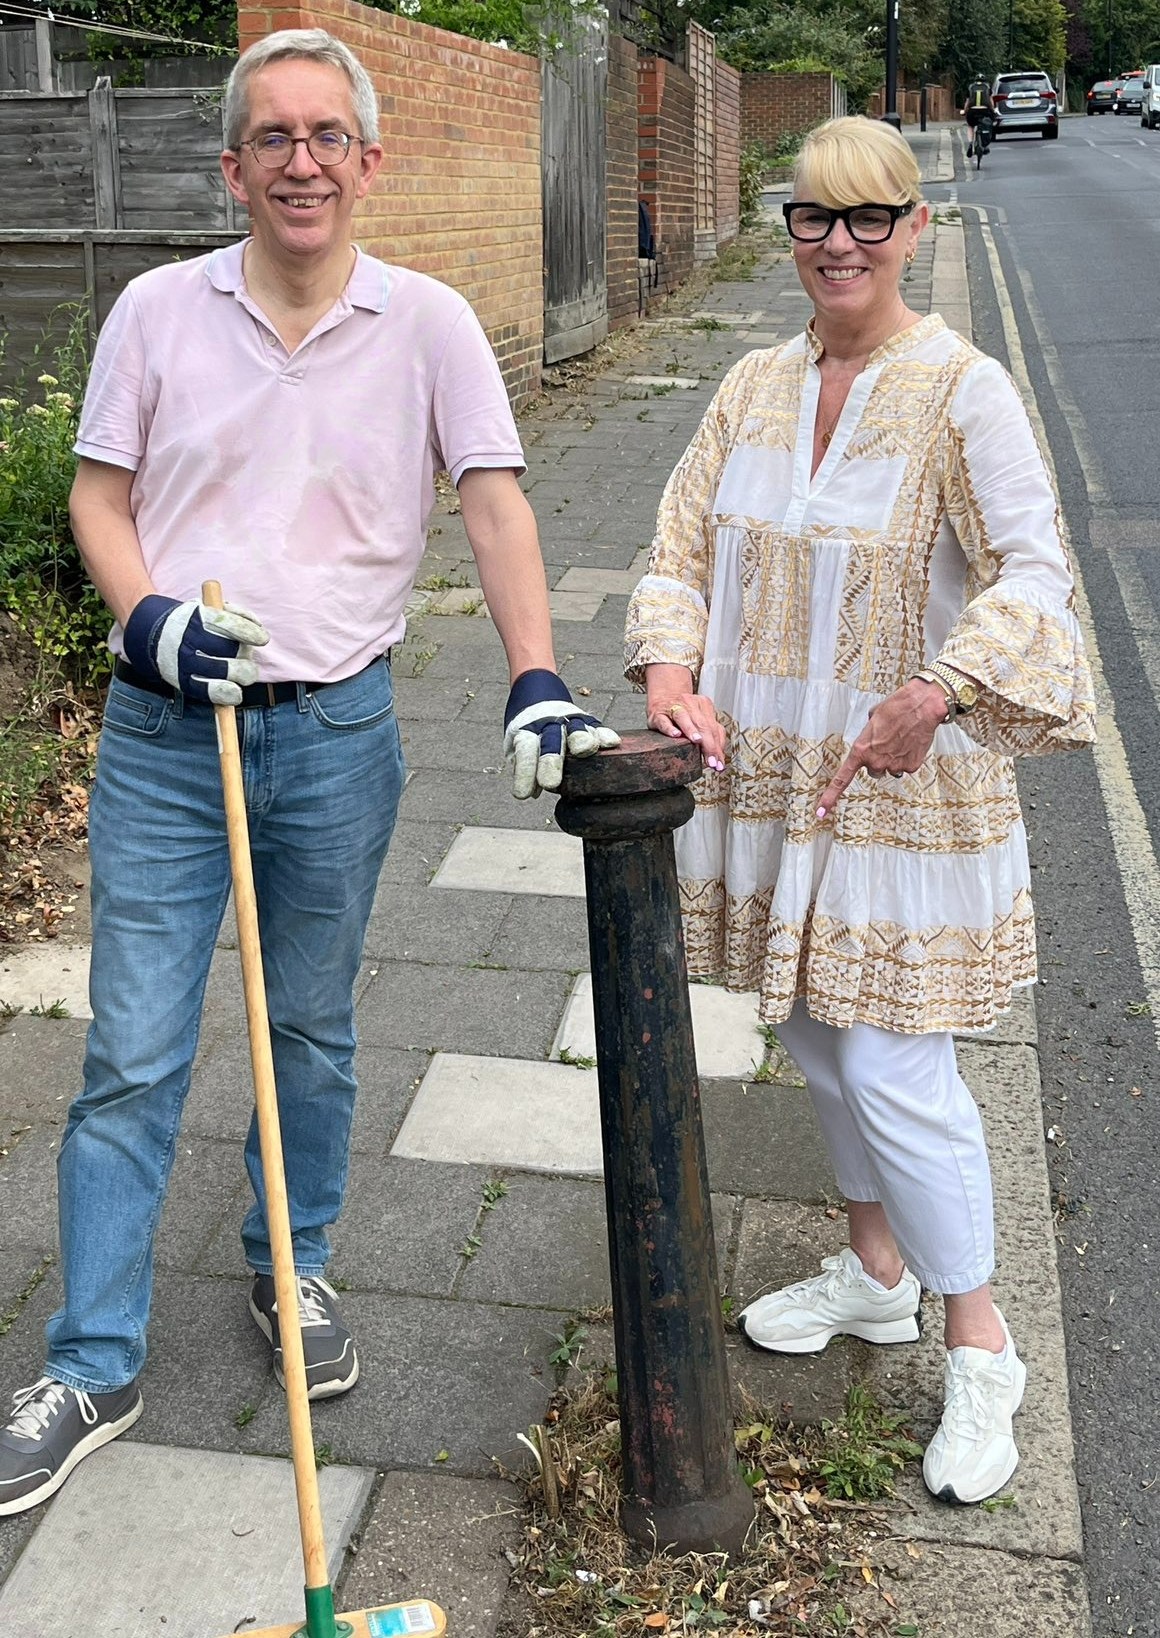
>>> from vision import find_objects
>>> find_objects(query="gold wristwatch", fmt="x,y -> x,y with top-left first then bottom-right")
914,662 -> 979,717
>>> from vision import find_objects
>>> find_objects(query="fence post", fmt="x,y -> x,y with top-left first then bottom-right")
89,78 -> 122,229
34,17 -> 54,93
554,732 -> 753,1557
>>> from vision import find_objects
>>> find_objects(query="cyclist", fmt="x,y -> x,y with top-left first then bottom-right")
962,75 -> 997,157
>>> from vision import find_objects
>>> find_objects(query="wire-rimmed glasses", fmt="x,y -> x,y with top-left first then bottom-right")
240,131 -> 363,168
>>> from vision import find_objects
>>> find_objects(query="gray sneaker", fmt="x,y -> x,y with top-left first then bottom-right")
249,1274 -> 359,1400
0,1376 -> 143,1516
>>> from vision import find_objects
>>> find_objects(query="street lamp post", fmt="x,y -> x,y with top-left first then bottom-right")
883,0 -> 901,127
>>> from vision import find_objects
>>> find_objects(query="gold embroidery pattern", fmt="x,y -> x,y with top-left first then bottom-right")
940,590 -> 1097,754
695,713 -> 1023,853
737,528 -> 813,678
834,352 -> 976,693
625,575 -> 708,687
680,881 -> 1036,1035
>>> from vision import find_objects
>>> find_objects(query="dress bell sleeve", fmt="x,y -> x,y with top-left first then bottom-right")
937,355 -> 1096,754
623,352 -> 759,688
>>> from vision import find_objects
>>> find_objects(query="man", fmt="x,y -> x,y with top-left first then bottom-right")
961,75 -> 997,154
0,28 -> 617,1517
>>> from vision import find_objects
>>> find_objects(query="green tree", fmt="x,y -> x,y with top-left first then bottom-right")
1010,0 -> 1067,72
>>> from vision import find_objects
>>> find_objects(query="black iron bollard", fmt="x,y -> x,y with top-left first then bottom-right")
555,732 -> 752,1557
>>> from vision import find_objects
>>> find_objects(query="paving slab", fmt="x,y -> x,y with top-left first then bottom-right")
486,893 -> 592,972
455,1169 -> 735,1314
396,768 -> 558,829
429,826 -> 584,897
153,1136 -> 250,1273
0,941 -> 92,1019
552,973 -> 766,1077
340,1471 -> 523,1638
356,964 -> 572,1060
393,1053 -> 602,1174
0,1441 -> 373,1638
700,1074 -> 835,1201
853,1538 -> 1090,1638
0,1014 -> 82,1144
238,1291 -> 567,1477
364,882 -> 513,963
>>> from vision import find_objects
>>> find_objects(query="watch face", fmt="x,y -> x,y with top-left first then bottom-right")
958,680 -> 979,710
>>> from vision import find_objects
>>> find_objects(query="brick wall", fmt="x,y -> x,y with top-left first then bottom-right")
715,59 -> 739,247
237,0 -> 543,405
638,55 -> 695,295
740,71 -> 839,150
606,30 -> 639,331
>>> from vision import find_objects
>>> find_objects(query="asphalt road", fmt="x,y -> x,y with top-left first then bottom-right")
927,115 -> 1160,1638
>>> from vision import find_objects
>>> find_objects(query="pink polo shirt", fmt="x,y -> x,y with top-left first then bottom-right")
76,240 -> 525,681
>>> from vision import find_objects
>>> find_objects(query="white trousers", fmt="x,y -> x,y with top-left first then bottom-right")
776,1000 -> 995,1294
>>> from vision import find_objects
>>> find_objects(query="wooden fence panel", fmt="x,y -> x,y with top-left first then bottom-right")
541,18 -> 608,365
116,90 -> 234,230
0,230 -> 241,389
0,96 -> 95,227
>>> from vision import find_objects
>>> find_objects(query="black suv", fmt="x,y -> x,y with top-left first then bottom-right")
991,71 -> 1059,138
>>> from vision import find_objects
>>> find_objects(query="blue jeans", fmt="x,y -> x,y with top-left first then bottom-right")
45,659 -> 405,1392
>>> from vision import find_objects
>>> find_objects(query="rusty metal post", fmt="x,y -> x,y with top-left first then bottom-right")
554,732 -> 752,1557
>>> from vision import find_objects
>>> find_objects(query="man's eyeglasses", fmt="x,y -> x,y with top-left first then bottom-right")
782,202 -> 916,244
241,131 -> 363,168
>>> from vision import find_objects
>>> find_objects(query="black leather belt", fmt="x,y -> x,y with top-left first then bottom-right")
114,658 -> 324,708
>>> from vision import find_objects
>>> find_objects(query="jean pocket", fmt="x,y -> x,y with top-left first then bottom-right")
103,678 -> 174,739
307,658 -> 396,732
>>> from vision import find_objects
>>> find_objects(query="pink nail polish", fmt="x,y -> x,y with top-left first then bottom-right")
816,806 -> 827,819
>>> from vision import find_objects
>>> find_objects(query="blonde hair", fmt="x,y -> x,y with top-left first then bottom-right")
793,116 -> 923,208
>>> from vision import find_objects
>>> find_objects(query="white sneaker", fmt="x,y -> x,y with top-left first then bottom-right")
738,1248 -> 922,1355
922,1309 -> 1027,1504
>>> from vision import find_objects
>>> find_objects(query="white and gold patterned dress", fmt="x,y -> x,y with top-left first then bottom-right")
624,314 -> 1095,1036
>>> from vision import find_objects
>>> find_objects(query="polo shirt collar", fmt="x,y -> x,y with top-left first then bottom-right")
206,240 -> 389,313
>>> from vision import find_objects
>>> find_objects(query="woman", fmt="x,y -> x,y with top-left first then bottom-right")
623,117 -> 1094,1506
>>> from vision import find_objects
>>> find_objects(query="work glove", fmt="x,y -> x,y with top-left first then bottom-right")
504,667 -> 621,799
122,594 -> 270,707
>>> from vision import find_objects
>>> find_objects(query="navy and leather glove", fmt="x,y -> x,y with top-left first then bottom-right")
122,594 -> 270,707
503,668 -> 621,799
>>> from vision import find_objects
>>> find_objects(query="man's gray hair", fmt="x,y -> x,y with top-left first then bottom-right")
223,29 -> 380,150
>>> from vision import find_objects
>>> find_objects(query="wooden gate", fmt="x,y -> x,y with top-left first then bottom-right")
542,18 -> 608,364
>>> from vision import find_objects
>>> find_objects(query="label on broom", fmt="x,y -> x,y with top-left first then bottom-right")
367,1602 -> 440,1635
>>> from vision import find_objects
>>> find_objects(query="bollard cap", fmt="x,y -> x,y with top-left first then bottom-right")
559,731 -> 702,802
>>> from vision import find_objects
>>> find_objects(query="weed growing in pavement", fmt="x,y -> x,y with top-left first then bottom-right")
234,1403 -> 256,1429
313,1444 -> 334,1468
0,1000 -> 22,1020
28,997 -> 69,1018
548,1318 -> 587,1373
688,315 -> 728,333
1125,1000 -> 1152,1017
481,1178 -> 509,1209
978,1492 -> 1018,1512
505,1369 -> 922,1635
557,1047 -> 597,1070
816,1385 -> 923,1502
459,1231 -> 483,1261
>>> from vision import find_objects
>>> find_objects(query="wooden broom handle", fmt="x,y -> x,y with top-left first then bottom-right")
202,581 -> 331,1597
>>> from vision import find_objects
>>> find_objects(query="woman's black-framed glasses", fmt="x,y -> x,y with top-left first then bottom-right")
782,202 -> 915,243
241,131 -> 363,168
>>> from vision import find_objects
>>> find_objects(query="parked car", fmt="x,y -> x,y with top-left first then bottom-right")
991,71 -> 1059,138
1114,75 -> 1145,114
1142,64 -> 1160,126
1087,78 -> 1118,113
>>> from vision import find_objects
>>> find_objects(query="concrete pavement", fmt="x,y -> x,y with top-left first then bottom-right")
0,125 -> 1091,1636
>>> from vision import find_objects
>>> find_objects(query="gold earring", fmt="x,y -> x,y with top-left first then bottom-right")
905,247 -> 916,265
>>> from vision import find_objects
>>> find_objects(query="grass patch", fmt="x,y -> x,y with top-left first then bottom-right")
507,1371 -> 922,1635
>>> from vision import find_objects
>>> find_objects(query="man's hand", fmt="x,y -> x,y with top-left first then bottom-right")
504,668 -> 620,798
816,678 -> 949,820
122,594 -> 269,707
